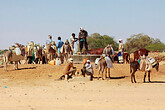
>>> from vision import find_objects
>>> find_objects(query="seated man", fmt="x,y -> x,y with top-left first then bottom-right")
81,60 -> 94,81
59,58 -> 77,80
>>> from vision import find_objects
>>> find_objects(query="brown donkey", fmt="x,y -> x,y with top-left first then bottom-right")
130,61 -> 159,83
46,43 -> 57,62
96,57 -> 111,80
3,43 -> 25,71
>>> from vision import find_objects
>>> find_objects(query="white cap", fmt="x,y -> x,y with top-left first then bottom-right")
102,54 -> 106,57
86,60 -> 90,63
119,39 -> 122,41
80,27 -> 83,30
68,58 -> 73,62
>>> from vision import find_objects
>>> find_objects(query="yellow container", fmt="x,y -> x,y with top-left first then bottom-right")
49,60 -> 55,65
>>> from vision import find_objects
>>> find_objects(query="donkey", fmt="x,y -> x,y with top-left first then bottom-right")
95,57 -> 111,80
130,61 -> 159,83
134,48 -> 150,61
61,43 -> 72,63
3,43 -> 25,71
46,43 -> 57,62
33,46 -> 43,64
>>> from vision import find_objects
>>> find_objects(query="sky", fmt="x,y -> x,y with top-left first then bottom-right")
0,0 -> 165,49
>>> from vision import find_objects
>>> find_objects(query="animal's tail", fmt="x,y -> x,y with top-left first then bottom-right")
130,63 -> 132,74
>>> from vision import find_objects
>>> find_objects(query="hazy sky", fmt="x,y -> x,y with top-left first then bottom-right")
0,0 -> 165,49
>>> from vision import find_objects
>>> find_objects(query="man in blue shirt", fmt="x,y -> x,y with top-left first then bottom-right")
57,37 -> 64,63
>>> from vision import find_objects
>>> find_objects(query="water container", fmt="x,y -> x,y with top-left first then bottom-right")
56,58 -> 61,65
49,60 -> 55,65
83,58 -> 88,64
15,48 -> 21,55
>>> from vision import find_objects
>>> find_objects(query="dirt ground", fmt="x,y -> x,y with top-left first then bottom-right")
0,62 -> 165,110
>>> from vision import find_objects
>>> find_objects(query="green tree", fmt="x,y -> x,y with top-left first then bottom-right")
0,49 -> 8,55
125,33 -> 152,53
146,43 -> 165,52
87,33 -> 118,51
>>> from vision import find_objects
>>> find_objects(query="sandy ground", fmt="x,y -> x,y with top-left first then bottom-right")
0,63 -> 165,110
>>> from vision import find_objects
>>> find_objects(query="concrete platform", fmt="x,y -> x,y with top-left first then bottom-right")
71,54 -> 100,63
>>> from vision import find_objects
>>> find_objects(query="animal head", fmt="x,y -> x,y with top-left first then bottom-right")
155,62 -> 159,72
63,44 -> 71,54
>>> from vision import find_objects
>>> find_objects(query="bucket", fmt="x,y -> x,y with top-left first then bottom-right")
49,60 -> 55,65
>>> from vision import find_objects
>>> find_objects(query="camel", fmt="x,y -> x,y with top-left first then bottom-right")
130,60 -> 159,83
3,43 -> 25,71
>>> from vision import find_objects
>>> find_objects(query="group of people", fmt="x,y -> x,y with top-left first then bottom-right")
58,38 -> 124,81
46,27 -> 88,56
58,57 -> 94,81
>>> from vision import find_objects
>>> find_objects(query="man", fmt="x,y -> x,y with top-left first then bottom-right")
118,39 -> 124,63
46,35 -> 53,44
103,44 -> 115,62
81,60 -> 94,81
59,58 -> 77,80
57,37 -> 64,63
70,33 -> 78,49
78,27 -> 88,54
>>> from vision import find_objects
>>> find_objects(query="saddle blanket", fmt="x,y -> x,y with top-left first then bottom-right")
140,57 -> 157,71
95,57 -> 113,68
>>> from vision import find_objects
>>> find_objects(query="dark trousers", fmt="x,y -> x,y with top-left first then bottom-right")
81,68 -> 93,81
79,41 -> 88,52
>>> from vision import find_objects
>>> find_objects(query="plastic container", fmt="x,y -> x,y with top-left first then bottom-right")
49,60 -> 55,65
56,58 -> 61,65
83,58 -> 88,64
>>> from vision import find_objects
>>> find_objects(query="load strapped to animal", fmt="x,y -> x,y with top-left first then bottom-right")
130,48 -> 159,83
9,44 -> 22,61
26,41 -> 43,64
95,55 -> 113,80
4,43 -> 25,71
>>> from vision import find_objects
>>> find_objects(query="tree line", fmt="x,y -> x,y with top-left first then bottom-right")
87,33 -> 165,53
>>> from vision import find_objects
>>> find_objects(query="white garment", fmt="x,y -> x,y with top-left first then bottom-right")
105,57 -> 113,68
119,43 -> 124,52
85,63 -> 93,73
70,36 -> 74,44
14,48 -> 21,55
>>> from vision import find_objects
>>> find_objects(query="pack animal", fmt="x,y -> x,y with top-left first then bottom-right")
134,48 -> 150,61
61,44 -> 72,63
123,52 -> 130,64
96,57 -> 111,80
130,61 -> 159,83
3,43 -> 25,71
46,43 -> 57,61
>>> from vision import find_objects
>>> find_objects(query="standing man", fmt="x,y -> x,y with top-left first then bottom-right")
118,39 -> 124,63
70,33 -> 78,49
78,27 -> 88,54
57,37 -> 64,63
